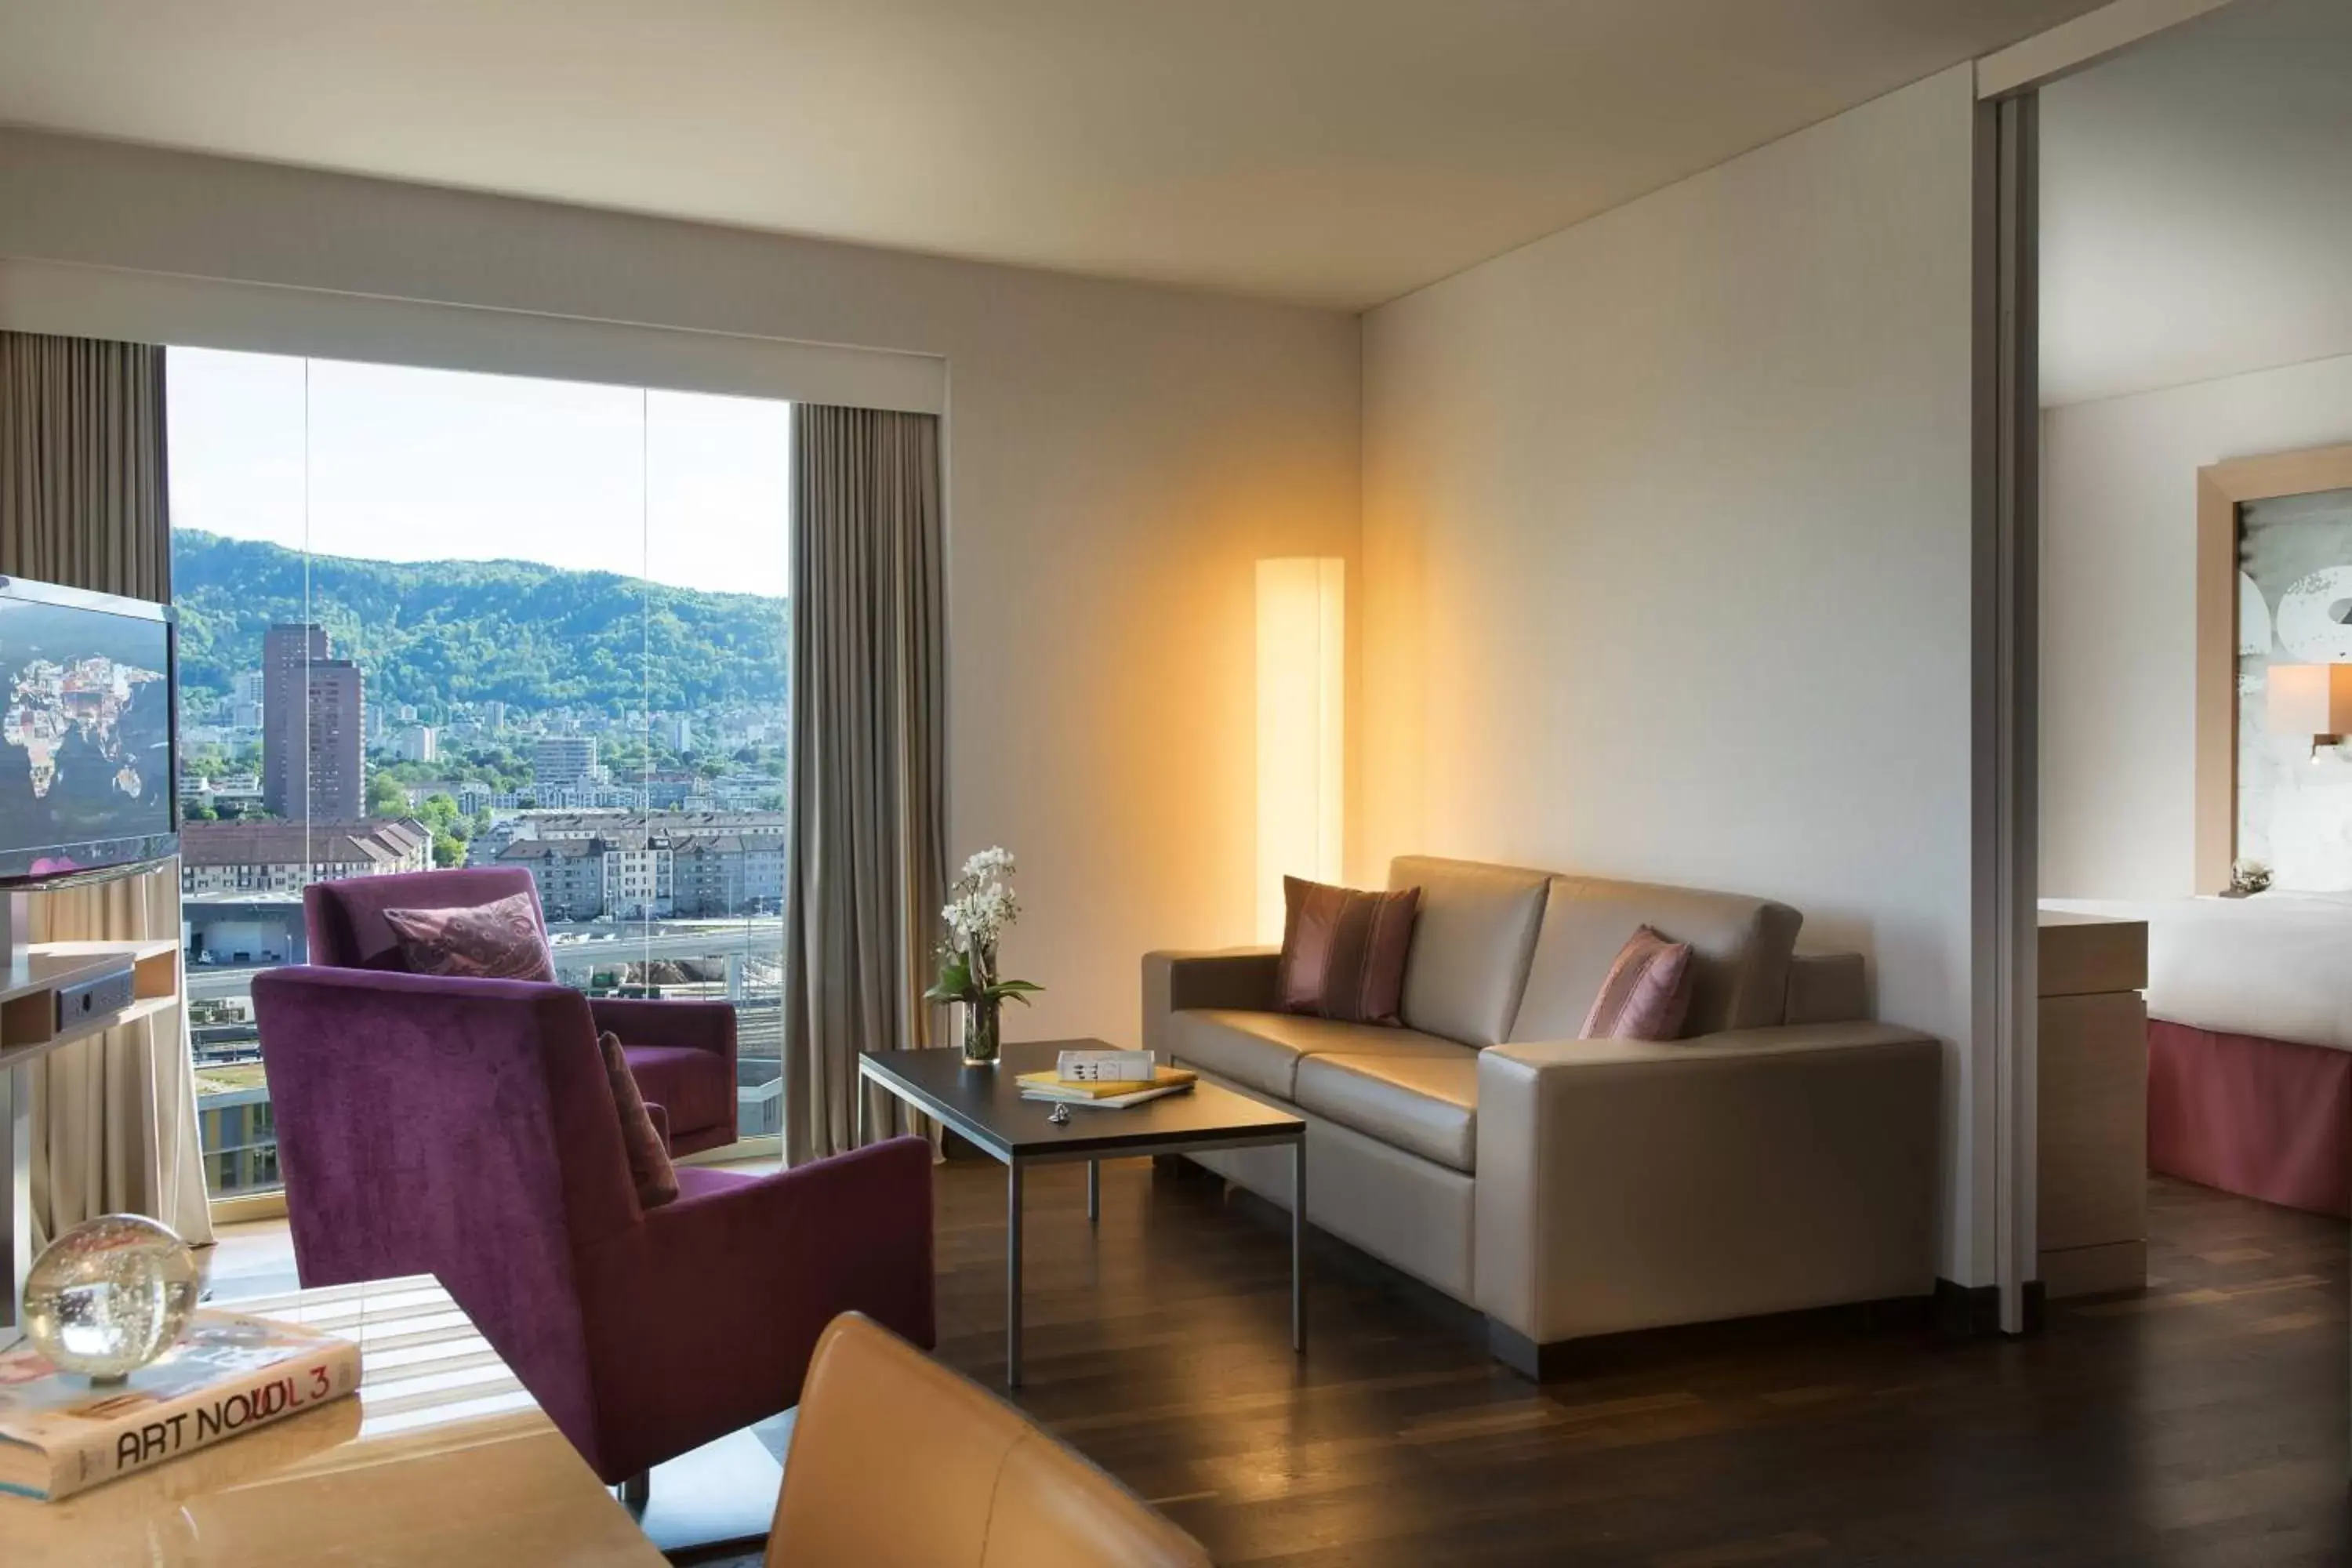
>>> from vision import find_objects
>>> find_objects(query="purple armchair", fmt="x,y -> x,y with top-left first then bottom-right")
304,867 -> 739,1154
252,964 -> 936,1483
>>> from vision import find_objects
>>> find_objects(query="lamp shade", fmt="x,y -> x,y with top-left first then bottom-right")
1257,558 -> 1345,943
2265,663 -> 2352,739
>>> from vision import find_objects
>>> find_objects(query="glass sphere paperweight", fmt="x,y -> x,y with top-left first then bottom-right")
21,1214 -> 200,1383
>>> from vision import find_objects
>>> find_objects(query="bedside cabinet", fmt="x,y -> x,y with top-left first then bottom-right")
2037,908 -> 2150,1298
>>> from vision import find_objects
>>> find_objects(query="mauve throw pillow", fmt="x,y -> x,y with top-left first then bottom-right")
599,1031 -> 679,1210
1581,925 -> 1696,1041
380,891 -> 556,982
1276,877 -> 1421,1025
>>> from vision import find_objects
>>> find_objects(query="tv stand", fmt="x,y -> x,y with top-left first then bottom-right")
0,885 -> 184,1351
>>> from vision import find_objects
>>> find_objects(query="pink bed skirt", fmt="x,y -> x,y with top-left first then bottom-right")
2147,1018 -> 2352,1218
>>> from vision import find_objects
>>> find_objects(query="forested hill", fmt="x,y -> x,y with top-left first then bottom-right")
171,530 -> 788,720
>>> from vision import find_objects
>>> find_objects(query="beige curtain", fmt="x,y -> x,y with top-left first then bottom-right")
782,405 -> 947,1163
0,330 -> 213,1249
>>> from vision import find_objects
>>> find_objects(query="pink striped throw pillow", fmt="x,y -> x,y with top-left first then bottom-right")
598,1031 -> 678,1210
1581,925 -> 1695,1041
1276,877 -> 1421,1025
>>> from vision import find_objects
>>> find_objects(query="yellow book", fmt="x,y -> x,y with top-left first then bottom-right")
1016,1065 -> 1196,1102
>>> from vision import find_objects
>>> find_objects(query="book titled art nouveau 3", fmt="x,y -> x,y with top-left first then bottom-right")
0,1308 -> 361,1501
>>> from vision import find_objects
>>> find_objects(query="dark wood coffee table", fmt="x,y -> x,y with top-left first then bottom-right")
858,1037 -> 1306,1385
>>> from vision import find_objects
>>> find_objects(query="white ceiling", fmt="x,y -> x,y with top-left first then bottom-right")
2041,0 -> 2352,406
0,0 -> 2103,310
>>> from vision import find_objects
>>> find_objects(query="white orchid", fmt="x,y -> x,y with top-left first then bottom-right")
962,845 -> 1016,882
943,884 -> 1019,950
926,845 -> 1043,1014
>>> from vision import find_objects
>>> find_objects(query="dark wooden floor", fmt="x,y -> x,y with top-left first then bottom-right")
706,1163 -> 2352,1566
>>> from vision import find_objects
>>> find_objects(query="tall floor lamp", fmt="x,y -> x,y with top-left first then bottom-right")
1256,559 -> 1345,943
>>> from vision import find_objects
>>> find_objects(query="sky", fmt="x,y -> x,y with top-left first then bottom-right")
165,347 -> 792,599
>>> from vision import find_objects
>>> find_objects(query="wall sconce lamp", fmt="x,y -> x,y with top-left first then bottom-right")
2265,662 -> 2352,761
1257,558 -> 1345,942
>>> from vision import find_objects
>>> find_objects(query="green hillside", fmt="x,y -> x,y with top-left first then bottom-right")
171,530 -> 788,721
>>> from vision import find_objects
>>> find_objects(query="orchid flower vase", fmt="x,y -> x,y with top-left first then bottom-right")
924,848 -> 1043,1067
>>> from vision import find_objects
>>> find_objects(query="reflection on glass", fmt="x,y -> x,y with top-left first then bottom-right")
170,351 -> 791,1196
642,389 -> 792,1142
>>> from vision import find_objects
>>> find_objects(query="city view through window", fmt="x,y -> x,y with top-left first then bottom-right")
168,349 -> 792,1197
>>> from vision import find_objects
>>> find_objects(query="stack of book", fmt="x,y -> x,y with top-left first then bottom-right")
0,1308 -> 362,1501
1019,1047 -> 1196,1109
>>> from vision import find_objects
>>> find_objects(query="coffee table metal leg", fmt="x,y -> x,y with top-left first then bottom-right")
854,1073 -> 866,1148
1291,1137 -> 1306,1353
1007,1160 -> 1025,1387
1087,1159 -> 1100,1222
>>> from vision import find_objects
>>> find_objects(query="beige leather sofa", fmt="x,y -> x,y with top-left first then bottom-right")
1143,855 -> 1942,1377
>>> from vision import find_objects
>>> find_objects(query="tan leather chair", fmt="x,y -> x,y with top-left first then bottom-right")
766,1313 -> 1213,1568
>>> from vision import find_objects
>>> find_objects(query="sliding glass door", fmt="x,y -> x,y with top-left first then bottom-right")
166,349 -> 790,1199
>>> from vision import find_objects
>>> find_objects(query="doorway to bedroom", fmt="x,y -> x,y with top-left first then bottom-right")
2032,0 -> 2350,1465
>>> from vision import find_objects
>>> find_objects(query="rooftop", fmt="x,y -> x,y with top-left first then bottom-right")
524,811 -> 786,833
180,817 -> 430,867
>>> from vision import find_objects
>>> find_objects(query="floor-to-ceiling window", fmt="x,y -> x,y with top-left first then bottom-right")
167,349 -> 790,1199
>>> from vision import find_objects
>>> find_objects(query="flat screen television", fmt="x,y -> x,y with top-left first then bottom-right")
0,577 -> 177,887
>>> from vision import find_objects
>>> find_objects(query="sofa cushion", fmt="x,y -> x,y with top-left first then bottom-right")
1785,951 -> 1867,1025
1581,926 -> 1695,1041
1294,1050 -> 1479,1174
1508,876 -> 1801,1043
1276,877 -> 1420,1025
1163,1009 -> 1466,1101
380,890 -> 556,982
597,1032 -> 678,1209
1386,855 -> 1552,1047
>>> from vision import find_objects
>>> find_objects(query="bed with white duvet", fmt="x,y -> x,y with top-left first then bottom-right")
2042,892 -> 2352,1215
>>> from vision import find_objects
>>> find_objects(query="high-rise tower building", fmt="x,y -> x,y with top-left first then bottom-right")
261,623 -> 365,820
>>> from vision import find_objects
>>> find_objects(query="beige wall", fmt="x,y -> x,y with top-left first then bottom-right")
2042,351 -> 2352,898
1361,67 -> 1985,1278
0,129 -> 1362,1044
4,96 -> 2008,1272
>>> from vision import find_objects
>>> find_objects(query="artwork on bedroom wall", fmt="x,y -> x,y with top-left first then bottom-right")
2238,485 -> 2352,887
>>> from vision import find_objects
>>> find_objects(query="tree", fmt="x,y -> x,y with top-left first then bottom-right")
365,770 -> 408,818
431,831 -> 466,868
169,528 -> 788,728
419,793 -> 463,835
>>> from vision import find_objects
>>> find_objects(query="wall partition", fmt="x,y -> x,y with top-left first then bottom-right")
166,347 -> 792,1197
